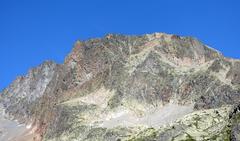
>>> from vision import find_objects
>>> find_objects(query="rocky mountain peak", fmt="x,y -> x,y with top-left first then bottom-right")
65,33 -> 222,72
0,33 -> 240,141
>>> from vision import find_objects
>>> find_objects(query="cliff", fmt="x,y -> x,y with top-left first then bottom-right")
1,33 -> 240,141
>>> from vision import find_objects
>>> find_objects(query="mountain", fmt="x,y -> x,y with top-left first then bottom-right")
1,33 -> 240,141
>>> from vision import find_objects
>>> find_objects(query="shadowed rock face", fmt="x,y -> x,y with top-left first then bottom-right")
0,33 -> 240,141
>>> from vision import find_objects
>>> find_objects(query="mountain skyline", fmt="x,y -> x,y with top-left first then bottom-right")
1,0 -> 240,91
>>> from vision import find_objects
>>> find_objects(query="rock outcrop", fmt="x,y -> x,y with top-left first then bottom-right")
1,33 -> 240,141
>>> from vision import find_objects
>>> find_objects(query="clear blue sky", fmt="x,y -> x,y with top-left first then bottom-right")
0,0 -> 239,91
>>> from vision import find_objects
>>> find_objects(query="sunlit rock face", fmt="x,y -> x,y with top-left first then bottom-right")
1,33 -> 240,141
0,61 -> 58,121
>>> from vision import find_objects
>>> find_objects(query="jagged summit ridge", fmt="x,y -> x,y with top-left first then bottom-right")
66,32 -> 222,69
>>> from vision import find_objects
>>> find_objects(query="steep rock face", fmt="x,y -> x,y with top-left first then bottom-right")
0,33 -> 240,141
0,61 -> 58,121
60,33 -> 239,109
227,61 -> 240,85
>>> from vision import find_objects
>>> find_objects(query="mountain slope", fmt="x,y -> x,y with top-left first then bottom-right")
1,33 -> 240,141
